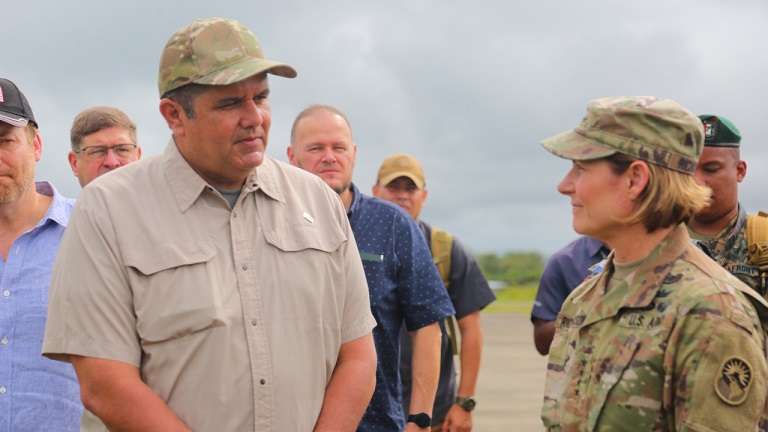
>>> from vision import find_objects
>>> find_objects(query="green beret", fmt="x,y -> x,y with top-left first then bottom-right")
699,114 -> 741,148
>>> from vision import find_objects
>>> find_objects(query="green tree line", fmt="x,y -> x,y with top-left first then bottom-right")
476,252 -> 544,286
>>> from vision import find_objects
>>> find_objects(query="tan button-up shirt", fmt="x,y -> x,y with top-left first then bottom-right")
43,141 -> 376,432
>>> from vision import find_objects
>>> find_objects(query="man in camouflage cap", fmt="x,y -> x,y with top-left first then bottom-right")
689,115 -> 767,296
43,18 -> 377,432
540,96 -> 768,431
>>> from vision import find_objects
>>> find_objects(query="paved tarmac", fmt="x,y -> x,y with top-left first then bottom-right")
473,312 -> 546,431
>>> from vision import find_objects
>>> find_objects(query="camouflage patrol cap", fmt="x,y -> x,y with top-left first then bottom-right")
158,17 -> 297,96
699,114 -> 741,148
541,96 -> 704,174
377,153 -> 425,189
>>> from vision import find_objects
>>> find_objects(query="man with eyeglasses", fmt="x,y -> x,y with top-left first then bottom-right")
0,77 -> 81,430
68,106 -> 141,187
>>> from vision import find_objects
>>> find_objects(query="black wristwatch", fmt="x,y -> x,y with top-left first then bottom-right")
455,395 -> 477,412
407,413 -> 431,428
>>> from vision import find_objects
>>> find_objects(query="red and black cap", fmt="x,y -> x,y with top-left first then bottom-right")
0,78 -> 37,128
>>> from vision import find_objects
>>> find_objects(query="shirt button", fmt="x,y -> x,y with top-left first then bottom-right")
0,337 -> 7,345
0,386 -> 6,395
241,264 -> 248,271
260,379 -> 266,385
1,290 -> 9,298
250,319 -> 257,326
233,212 -> 238,218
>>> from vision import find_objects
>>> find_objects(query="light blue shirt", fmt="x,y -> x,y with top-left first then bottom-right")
0,181 -> 81,431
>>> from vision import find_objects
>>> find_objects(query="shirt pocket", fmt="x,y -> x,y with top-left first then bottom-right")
586,337 -> 643,431
262,225 -> 346,379
544,316 -> 647,431
125,242 -> 226,344
262,225 -> 345,321
542,315 -> 579,429
263,224 -> 344,253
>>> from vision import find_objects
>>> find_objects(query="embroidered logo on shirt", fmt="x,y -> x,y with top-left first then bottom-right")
303,212 -> 314,224
715,357 -> 752,406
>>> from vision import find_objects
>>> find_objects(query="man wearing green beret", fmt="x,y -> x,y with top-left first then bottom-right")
689,115 -> 767,297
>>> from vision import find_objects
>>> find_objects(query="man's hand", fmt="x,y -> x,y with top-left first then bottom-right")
442,404 -> 472,432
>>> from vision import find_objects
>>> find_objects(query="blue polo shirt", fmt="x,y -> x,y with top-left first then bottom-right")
347,184 -> 454,432
0,182 -> 81,431
531,236 -> 608,322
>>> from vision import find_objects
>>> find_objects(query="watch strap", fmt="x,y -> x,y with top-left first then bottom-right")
407,412 -> 431,428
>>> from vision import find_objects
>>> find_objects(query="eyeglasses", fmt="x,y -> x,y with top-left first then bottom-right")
76,144 -> 138,160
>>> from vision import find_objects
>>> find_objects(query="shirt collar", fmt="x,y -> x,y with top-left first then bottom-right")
614,224 -> 693,308
243,157 -> 284,203
163,140 -> 209,213
721,204 -> 747,240
688,204 -> 746,257
163,139 -> 284,213
575,224 -> 691,326
347,183 -> 363,217
35,181 -> 73,228
584,236 -> 609,259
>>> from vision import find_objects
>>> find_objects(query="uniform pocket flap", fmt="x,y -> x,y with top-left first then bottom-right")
264,225 -> 344,253
587,338 -> 642,431
125,243 -> 217,275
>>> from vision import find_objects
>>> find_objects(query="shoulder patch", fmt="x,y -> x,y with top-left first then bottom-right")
715,357 -> 753,406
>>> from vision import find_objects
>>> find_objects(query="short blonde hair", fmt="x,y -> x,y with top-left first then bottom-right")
25,123 -> 37,144
606,153 -> 711,232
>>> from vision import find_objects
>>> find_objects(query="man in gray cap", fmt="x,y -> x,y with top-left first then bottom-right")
43,18 -> 377,432
689,115 -> 767,297
0,78 -> 81,430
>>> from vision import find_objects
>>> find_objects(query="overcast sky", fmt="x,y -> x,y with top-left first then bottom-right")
4,0 -> 766,255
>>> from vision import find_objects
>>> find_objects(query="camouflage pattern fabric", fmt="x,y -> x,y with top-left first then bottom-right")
541,96 -> 704,174
542,224 -> 768,431
692,206 -> 765,298
158,17 -> 296,96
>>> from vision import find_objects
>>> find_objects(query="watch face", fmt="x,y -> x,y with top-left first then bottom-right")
460,397 -> 476,411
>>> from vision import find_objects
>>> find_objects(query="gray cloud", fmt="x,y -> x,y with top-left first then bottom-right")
4,0 -> 766,255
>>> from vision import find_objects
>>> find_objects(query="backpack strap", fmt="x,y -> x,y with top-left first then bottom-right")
430,227 -> 453,287
747,211 -> 768,293
429,227 -> 460,355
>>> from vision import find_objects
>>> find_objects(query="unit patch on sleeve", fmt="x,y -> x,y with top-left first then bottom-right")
714,357 -> 752,406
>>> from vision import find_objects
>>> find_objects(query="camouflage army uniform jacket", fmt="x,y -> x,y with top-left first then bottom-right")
693,206 -> 765,297
542,224 -> 768,431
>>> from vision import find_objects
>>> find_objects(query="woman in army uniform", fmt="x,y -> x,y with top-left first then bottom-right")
540,96 -> 768,431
